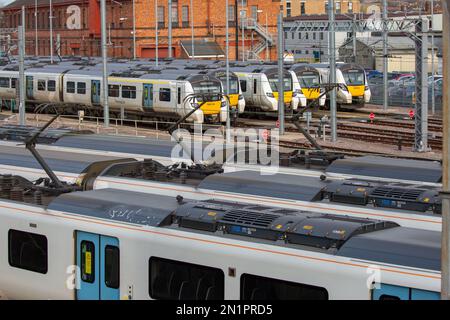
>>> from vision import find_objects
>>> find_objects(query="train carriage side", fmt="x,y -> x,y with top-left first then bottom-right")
63,70 -> 101,107
0,69 -> 18,101
0,190 -> 441,300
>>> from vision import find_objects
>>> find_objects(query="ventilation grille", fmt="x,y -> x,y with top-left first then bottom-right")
221,210 -> 279,228
371,187 -> 423,201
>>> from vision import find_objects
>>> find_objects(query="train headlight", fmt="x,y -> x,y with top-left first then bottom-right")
365,86 -> 370,91
266,92 -> 275,98
221,101 -> 227,108
238,94 -> 244,100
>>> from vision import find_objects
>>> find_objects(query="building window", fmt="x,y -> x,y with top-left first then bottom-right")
313,33 -> 316,40
158,6 -> 165,29
108,84 -> 120,97
298,32 -> 302,39
122,85 -> 136,99
159,88 -> 171,102
171,3 -> 179,27
320,32 -> 324,40
47,80 -> 56,92
300,2 -> 306,15
181,5 -> 189,27
77,82 -> 86,94
348,1 -> 353,13
228,5 -> 236,25
305,33 -> 309,40
149,257 -> 225,300
286,2 -> 291,17
325,1 -> 328,12
9,229 -> 48,274
250,5 -> 258,21
240,274 -> 328,300
336,1 -> 341,14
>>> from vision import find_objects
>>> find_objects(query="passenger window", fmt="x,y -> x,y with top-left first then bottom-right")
108,85 -> 120,97
159,88 -> 171,102
37,80 -> 46,91
240,274 -> 328,300
122,85 -> 136,99
240,80 -> 247,92
80,241 -> 95,283
77,82 -> 86,94
0,77 -> 9,88
104,245 -> 120,289
11,78 -> 17,89
66,81 -> 76,93
47,80 -> 56,92
149,257 -> 224,300
8,229 -> 48,274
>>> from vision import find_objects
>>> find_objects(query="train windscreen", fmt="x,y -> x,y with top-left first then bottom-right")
267,74 -> 293,92
299,72 -> 320,88
191,80 -> 222,101
220,78 -> 239,94
343,70 -> 365,86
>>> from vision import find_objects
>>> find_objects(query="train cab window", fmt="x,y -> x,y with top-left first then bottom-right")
47,80 -> 56,92
80,241 -> 95,283
77,82 -> 86,94
240,80 -> 247,92
104,245 -> 120,289
108,85 -> 120,97
149,257 -> 224,300
8,229 -> 48,274
122,85 -> 137,99
37,80 -> 46,91
159,88 -> 171,102
240,274 -> 328,300
66,81 -> 76,93
0,77 -> 9,88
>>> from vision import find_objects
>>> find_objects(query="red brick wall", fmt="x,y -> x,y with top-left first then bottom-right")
1,0 -> 282,60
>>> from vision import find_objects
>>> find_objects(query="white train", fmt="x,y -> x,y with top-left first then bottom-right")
229,64 -> 301,113
311,63 -> 371,109
0,186 -> 441,300
290,64 -> 327,108
0,62 -> 229,123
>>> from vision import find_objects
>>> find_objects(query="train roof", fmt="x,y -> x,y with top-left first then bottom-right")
44,188 -> 440,271
198,170 -> 325,202
326,156 -> 442,183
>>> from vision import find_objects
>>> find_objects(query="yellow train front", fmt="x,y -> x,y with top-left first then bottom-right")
291,65 -> 327,108
208,70 -> 246,114
337,64 -> 371,109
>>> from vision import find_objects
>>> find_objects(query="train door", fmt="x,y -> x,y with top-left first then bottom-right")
372,284 -> 440,300
143,83 -> 153,110
176,83 -> 183,114
76,231 -> 120,300
91,80 -> 101,105
26,76 -> 34,99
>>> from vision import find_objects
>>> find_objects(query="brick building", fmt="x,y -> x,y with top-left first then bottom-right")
283,0 -> 362,18
0,0 -> 282,60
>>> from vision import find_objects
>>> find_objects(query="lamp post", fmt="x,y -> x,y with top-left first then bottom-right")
35,0 -> 38,56
190,0 -> 194,59
155,0 -> 159,66
132,0 -> 136,59
49,0 -> 54,63
240,0 -> 245,61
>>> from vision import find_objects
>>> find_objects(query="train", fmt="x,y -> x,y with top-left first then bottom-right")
290,64 -> 327,108
0,60 -> 229,124
0,184 -> 441,300
229,64 -> 301,114
311,63 -> 371,109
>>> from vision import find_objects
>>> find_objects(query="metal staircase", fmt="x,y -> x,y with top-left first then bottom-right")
241,18 -> 274,61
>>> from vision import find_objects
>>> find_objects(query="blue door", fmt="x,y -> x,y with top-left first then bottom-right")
26,76 -> 34,99
143,83 -> 153,109
76,231 -> 120,300
91,80 -> 101,104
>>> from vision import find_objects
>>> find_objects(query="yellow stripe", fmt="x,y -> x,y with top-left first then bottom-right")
108,77 -> 170,85
201,101 -> 222,115
273,91 -> 293,104
228,94 -> 239,107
